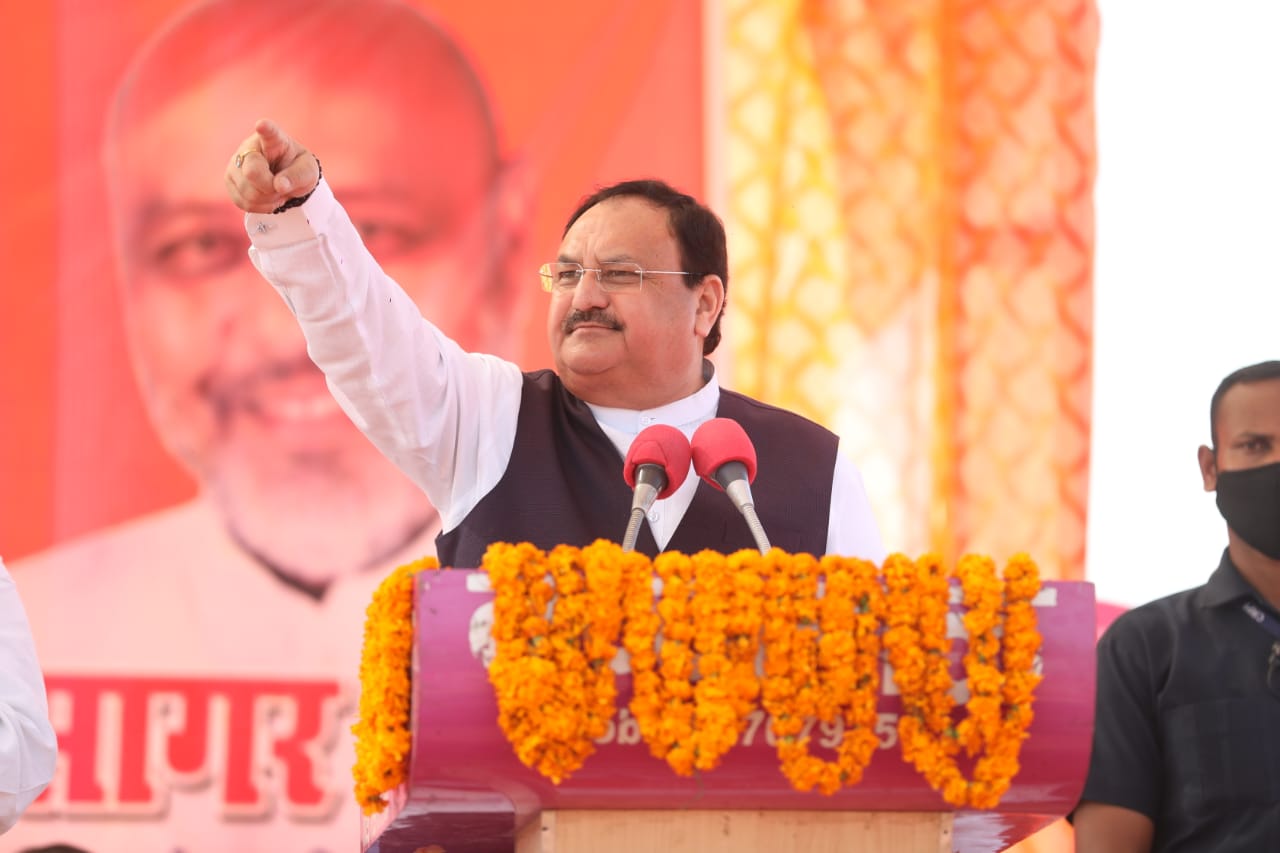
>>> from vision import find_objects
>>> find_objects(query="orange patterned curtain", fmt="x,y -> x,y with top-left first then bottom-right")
721,0 -> 1097,587
720,3 -> 1096,847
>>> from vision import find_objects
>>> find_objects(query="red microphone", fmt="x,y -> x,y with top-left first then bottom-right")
691,418 -> 771,553
621,424 -> 692,551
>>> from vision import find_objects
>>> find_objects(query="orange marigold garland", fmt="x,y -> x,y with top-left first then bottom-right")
352,556 -> 438,815
758,548 -> 799,763
957,550 -> 1003,804
486,542 -> 555,775
885,552 -> 966,803
722,550 -> 764,749
757,553 -> 888,794
458,545 -> 1042,807
762,551 -> 829,789
883,552 -> 1043,808
486,540 -> 628,783
688,548 -> 737,771
970,553 -> 1043,808
580,541 -> 632,748
621,545 -> 665,760
647,550 -> 699,774
685,548 -> 765,772
829,555 -> 887,787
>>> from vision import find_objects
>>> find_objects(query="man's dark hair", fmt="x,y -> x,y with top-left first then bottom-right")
563,179 -> 728,355
1209,360 -> 1280,448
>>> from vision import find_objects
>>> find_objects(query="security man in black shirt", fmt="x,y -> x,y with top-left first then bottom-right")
1073,360 -> 1280,852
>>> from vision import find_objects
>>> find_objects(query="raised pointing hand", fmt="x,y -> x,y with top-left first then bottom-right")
224,119 -> 321,214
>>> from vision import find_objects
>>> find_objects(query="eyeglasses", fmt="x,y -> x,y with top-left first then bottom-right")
538,261 -> 692,293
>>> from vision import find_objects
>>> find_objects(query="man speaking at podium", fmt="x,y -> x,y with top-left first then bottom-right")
225,122 -> 885,566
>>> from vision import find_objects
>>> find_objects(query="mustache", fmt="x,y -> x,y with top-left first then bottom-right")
562,309 -> 622,335
199,355 -> 323,412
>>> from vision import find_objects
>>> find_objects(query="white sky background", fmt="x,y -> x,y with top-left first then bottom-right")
1087,1 -> 1280,606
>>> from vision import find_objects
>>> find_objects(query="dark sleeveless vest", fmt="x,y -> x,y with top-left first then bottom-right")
435,370 -> 838,568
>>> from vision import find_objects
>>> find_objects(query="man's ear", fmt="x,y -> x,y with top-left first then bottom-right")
493,155 -> 537,269
486,155 -> 543,365
483,156 -> 535,292
1197,444 -> 1218,492
694,274 -> 725,338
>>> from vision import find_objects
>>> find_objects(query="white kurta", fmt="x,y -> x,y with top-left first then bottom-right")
0,557 -> 57,836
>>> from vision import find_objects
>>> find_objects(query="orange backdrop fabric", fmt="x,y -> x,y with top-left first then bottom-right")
721,2 -> 1097,848
722,0 -> 1097,585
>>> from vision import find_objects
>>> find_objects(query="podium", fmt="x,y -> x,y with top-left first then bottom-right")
362,569 -> 1095,853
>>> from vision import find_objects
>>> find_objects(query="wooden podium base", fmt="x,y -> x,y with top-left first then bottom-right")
515,810 -> 953,853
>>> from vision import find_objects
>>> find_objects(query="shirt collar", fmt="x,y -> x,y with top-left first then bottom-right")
1202,548 -> 1274,610
586,359 -> 720,437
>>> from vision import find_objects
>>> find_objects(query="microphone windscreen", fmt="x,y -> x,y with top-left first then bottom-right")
623,424 -> 692,499
691,418 -> 758,489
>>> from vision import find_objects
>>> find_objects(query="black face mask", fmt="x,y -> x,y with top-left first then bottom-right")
1216,460 -> 1280,560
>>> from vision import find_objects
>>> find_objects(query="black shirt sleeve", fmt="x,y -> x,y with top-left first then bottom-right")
1078,609 -> 1166,819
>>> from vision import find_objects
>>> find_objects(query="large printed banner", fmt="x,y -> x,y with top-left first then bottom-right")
0,2 -> 1098,852
0,1 -> 704,850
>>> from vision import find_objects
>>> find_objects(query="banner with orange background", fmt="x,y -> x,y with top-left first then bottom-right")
0,1 -> 706,850
0,1 -> 1094,851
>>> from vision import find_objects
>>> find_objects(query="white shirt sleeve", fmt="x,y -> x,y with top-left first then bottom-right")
244,180 -> 523,532
826,446 -> 887,562
0,558 -> 57,834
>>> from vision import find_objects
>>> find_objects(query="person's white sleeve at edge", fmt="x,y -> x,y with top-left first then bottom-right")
243,178 -> 523,533
827,445 -> 886,563
0,557 -> 57,834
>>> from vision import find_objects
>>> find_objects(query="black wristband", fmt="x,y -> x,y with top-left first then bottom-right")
272,157 -> 322,214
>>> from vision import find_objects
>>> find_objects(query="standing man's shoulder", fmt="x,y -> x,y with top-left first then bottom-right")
1099,558 -> 1252,660
1091,580 -> 1219,708
1098,584 -> 1201,649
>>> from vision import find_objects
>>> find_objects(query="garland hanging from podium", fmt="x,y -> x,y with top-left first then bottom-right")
352,542 -> 1042,815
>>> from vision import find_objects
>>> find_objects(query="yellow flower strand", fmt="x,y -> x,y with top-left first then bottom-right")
825,555 -> 886,788
581,541 -> 631,749
621,544 -> 665,760
353,547 -> 1044,811
883,552 -> 1043,808
955,553 -> 1007,807
688,548 -> 737,771
351,556 -> 438,815
722,550 -> 765,750
487,542 -> 555,777
649,550 -> 698,774
487,540 -> 627,783
758,548 -> 800,756
971,553 -> 1043,808
761,551 -> 829,790
886,552 -> 967,803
